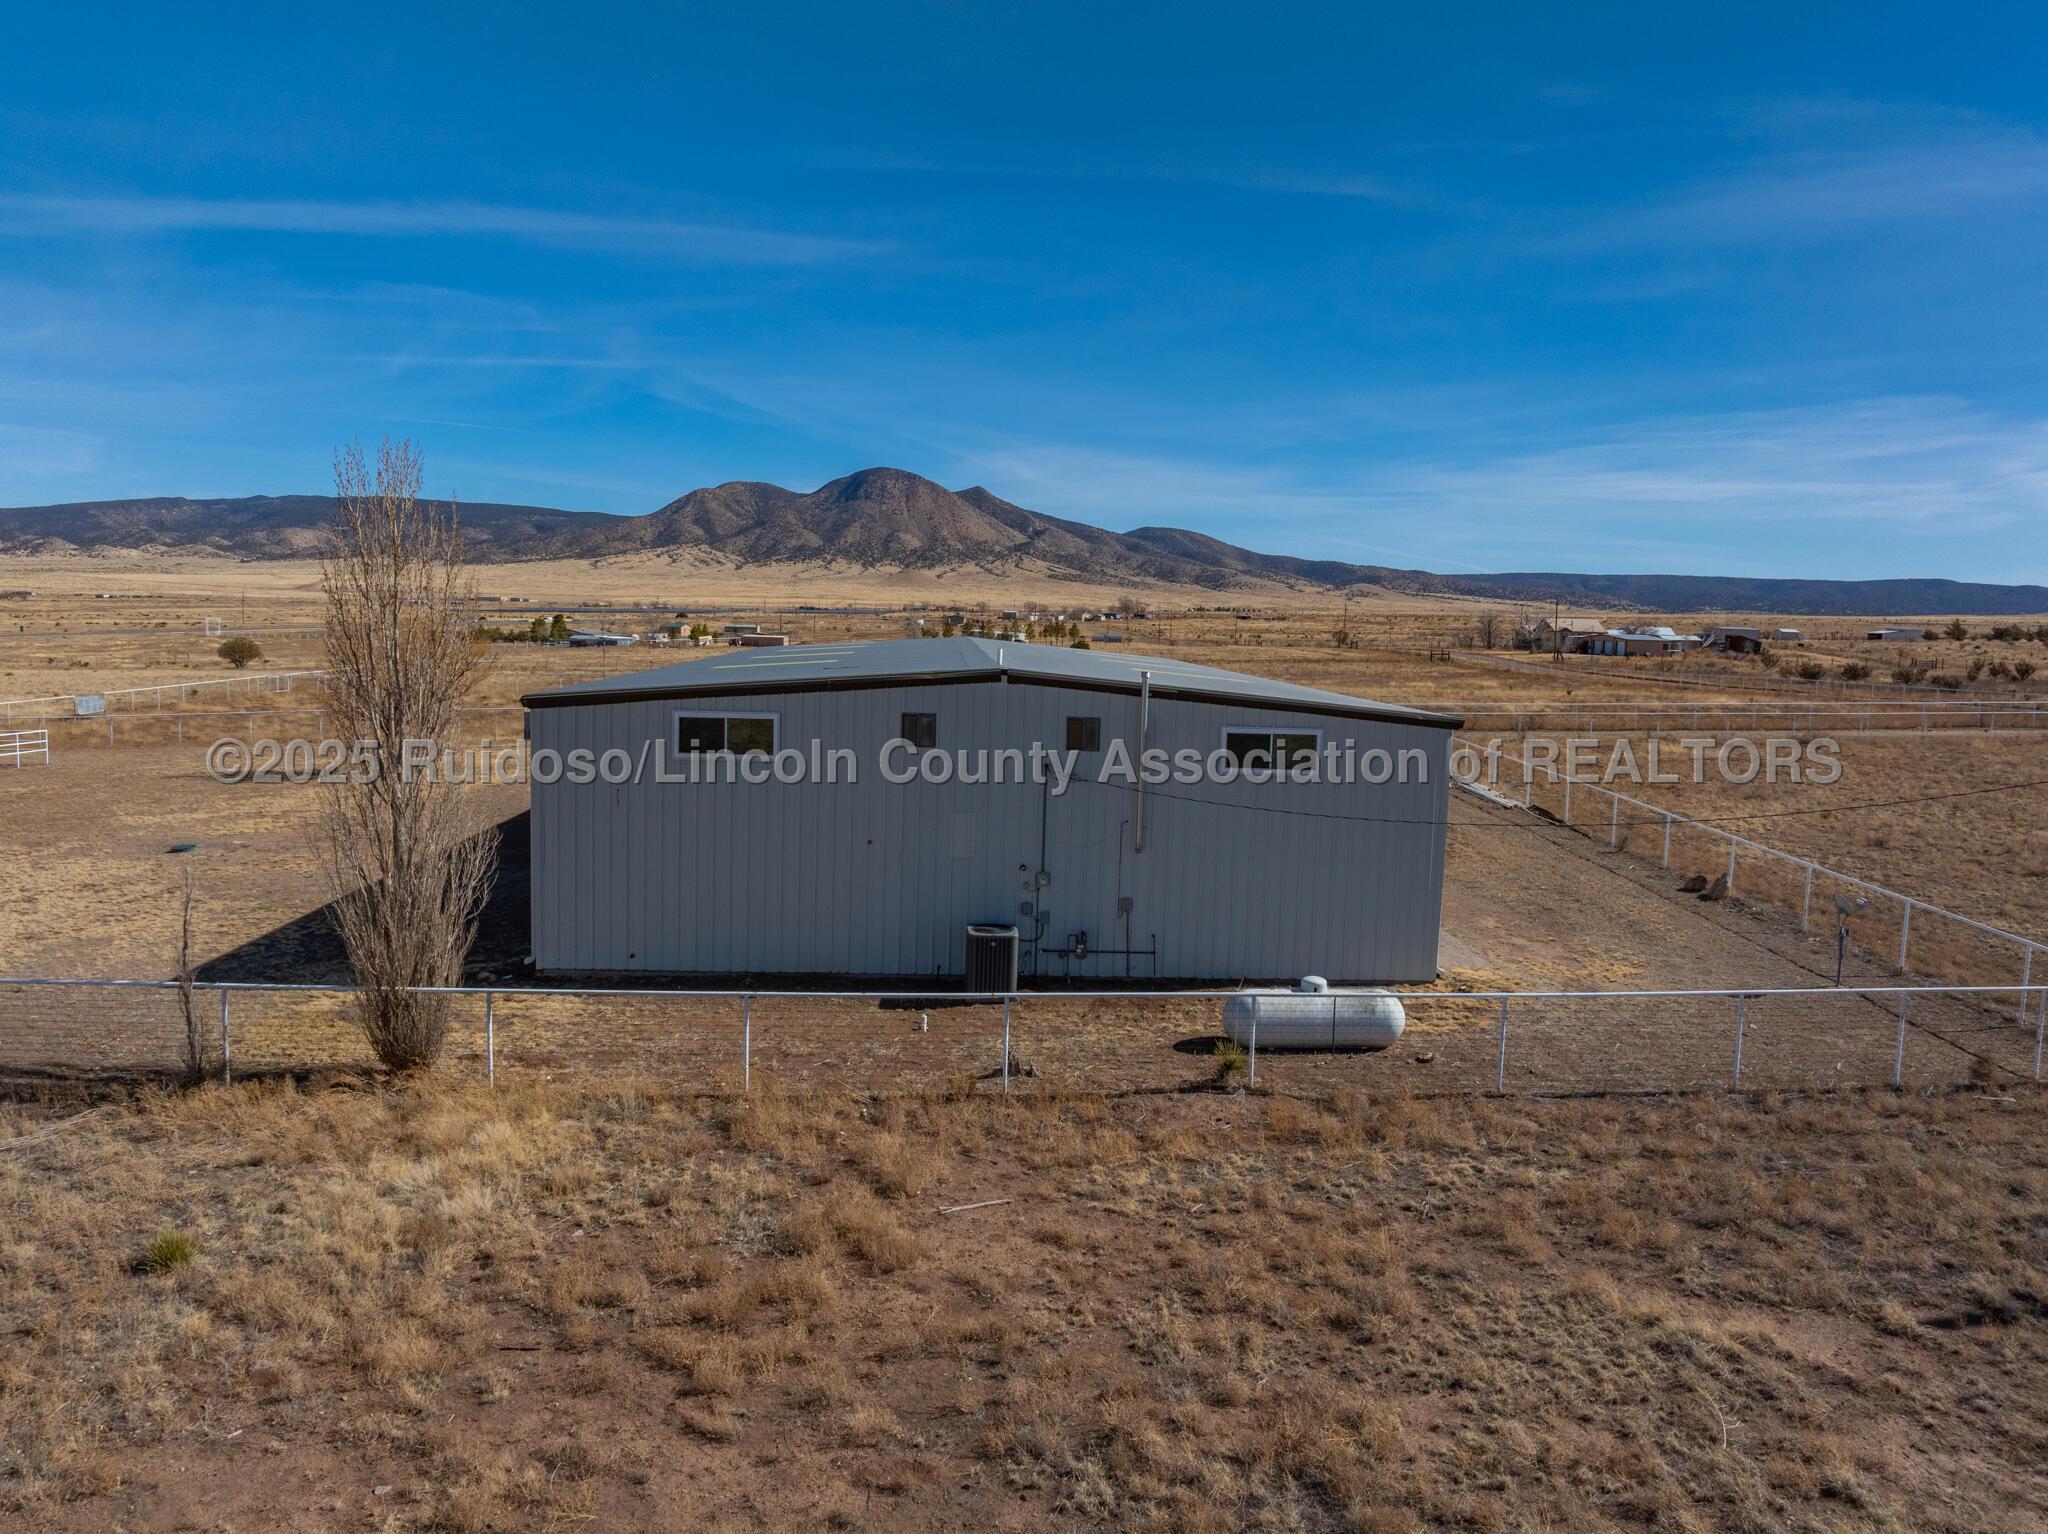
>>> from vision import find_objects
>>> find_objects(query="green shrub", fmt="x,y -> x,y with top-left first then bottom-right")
216,636 -> 262,668
140,1230 -> 196,1273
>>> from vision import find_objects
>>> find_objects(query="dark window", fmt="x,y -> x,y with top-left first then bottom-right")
1224,729 -> 1320,775
1274,732 -> 1320,770
679,716 -> 726,754
1066,715 -> 1101,752
1224,730 -> 1270,770
901,712 -> 937,749
726,717 -> 775,755
677,714 -> 775,755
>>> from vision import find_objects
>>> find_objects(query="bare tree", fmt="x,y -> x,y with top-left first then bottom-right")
321,440 -> 496,1072
1473,611 -> 1506,649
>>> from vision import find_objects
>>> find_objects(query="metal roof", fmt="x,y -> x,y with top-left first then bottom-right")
521,637 -> 1460,728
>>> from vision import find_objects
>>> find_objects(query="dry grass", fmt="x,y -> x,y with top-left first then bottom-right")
3,1077 -> 2045,1529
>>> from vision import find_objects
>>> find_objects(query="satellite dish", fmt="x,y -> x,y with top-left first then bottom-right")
1834,894 -> 1870,917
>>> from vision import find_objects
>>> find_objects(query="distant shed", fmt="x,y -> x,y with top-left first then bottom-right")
1705,625 -> 1764,654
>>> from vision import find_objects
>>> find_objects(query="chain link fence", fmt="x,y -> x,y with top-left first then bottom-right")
3,978 -> 2042,1097
1460,739 -> 2048,999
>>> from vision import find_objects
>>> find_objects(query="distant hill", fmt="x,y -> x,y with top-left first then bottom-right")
4,469 -> 2044,615
0,493 -> 626,560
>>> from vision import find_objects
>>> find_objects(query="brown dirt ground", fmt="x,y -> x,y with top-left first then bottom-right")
2,1081 -> 2044,1532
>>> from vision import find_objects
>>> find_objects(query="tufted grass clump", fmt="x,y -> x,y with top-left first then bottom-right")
138,1230 -> 196,1274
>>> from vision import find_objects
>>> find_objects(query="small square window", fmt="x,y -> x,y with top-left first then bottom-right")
1274,733 -> 1320,771
1066,716 -> 1101,752
726,717 -> 775,756
901,712 -> 937,749
1223,730 -> 1270,770
678,716 -> 726,754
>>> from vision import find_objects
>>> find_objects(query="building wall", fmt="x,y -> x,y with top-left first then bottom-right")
528,678 -> 1452,982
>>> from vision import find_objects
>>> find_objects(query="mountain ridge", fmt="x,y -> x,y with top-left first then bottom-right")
3,469 -> 2044,616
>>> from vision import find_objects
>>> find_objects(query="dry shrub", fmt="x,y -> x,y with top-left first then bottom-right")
854,1126 -> 948,1198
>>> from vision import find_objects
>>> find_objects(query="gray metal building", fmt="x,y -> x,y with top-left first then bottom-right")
521,638 -> 1459,983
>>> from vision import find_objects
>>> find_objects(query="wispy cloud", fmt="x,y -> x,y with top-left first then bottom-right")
942,396 -> 2048,578
1371,396 -> 2048,537
0,194 -> 892,264
951,443 -> 1462,566
803,145 -> 1438,206
0,422 -> 100,479
1556,128 -> 2048,250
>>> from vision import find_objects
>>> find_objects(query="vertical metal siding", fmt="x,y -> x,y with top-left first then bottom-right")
529,676 -> 1452,981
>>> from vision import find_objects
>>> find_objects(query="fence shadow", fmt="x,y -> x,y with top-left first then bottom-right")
193,810 -> 530,984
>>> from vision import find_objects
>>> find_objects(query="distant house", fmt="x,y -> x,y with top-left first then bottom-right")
1775,627 -> 1803,642
733,632 -> 792,647
1587,626 -> 1703,657
567,630 -> 636,647
1532,617 -> 1608,653
1704,625 -> 1765,654
1867,627 -> 1923,641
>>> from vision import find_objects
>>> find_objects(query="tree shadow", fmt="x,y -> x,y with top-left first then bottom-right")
194,810 -> 530,984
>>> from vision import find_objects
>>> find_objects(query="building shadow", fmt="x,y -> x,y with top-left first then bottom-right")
193,811 -> 531,984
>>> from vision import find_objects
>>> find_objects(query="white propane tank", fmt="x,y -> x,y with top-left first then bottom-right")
1221,976 -> 1406,1051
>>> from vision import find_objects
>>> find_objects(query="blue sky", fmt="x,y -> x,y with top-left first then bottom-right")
4,3 -> 2047,581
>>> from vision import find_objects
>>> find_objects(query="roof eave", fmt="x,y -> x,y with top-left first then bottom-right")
521,668 -> 1461,730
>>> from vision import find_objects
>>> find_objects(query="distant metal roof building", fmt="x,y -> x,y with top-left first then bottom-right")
522,636 -> 1459,728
